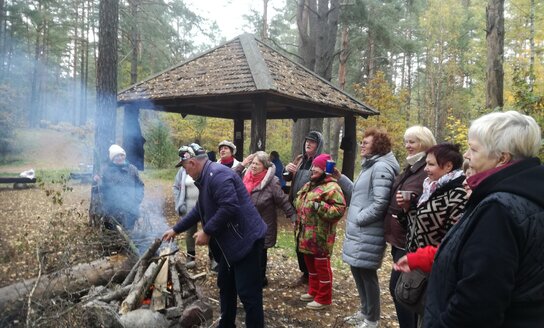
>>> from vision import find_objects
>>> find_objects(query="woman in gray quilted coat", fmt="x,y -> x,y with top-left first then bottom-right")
336,128 -> 400,328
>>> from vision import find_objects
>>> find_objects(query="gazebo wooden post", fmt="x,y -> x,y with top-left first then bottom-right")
341,114 -> 357,180
122,104 -> 145,171
250,96 -> 267,153
234,118 -> 244,161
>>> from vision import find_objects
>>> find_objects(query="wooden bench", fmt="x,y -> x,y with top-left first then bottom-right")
0,177 -> 37,189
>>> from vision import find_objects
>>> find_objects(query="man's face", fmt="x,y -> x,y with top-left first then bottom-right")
182,159 -> 200,180
219,145 -> 232,159
305,139 -> 318,156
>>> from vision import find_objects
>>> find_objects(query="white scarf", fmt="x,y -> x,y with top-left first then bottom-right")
417,169 -> 464,207
406,152 -> 426,166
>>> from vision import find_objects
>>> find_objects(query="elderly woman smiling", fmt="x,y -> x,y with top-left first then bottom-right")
423,111 -> 544,328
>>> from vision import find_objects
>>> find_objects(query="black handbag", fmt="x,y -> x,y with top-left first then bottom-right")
395,269 -> 429,314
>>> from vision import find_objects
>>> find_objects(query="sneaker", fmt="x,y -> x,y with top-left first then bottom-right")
306,300 -> 329,310
299,293 -> 314,302
358,319 -> 379,328
344,311 -> 365,325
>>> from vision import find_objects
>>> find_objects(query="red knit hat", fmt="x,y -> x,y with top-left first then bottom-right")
312,154 -> 331,171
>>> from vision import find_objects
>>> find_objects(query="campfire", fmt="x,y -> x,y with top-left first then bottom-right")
0,238 -> 213,328
83,238 -> 213,327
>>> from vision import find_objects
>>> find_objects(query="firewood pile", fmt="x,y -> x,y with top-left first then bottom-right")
82,238 -> 213,328
0,238 -> 213,328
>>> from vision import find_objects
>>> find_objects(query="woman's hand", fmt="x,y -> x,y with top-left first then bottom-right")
242,153 -> 255,167
331,167 -> 341,180
393,255 -> 411,272
396,191 -> 411,211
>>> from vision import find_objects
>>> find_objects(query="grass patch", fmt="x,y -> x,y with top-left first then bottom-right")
36,169 -> 72,182
142,168 -> 179,181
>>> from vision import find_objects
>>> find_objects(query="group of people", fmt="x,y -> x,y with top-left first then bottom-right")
98,110 -> 543,328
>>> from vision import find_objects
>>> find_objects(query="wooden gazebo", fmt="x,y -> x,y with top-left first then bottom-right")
117,33 -> 378,178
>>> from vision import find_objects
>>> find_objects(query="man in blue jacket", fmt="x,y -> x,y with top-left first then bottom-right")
163,143 -> 267,327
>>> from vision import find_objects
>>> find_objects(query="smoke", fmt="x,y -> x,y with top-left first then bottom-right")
130,185 -> 176,255
1,35 -> 98,128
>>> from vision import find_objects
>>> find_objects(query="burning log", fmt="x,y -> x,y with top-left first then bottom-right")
119,257 -> 166,314
151,248 -> 171,311
0,255 -> 132,312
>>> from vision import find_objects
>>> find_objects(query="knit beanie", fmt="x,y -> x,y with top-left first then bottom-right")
109,144 -> 126,161
312,153 -> 331,171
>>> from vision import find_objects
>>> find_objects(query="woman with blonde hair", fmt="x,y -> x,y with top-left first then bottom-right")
423,111 -> 544,327
382,126 -> 436,328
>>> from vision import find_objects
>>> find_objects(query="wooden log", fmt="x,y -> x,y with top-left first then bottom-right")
121,238 -> 161,287
169,265 -> 183,308
151,248 -> 170,311
96,284 -> 132,303
0,255 -> 132,312
119,257 -> 166,315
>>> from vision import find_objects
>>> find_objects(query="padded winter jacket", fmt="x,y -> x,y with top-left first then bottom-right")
338,152 -> 400,269
424,158 -> 544,328
173,160 -> 267,265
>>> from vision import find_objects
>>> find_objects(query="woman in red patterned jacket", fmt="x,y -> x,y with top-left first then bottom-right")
293,153 -> 346,311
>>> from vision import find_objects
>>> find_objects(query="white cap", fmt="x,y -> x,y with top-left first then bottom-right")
109,144 -> 126,161
218,140 -> 236,155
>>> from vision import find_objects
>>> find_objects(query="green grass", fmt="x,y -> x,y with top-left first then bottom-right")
274,224 -> 349,272
141,168 -> 180,181
35,169 -> 72,182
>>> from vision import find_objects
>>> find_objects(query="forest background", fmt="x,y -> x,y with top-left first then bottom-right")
0,0 -> 543,168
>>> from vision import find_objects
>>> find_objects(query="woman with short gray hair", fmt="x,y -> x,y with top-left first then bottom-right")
423,111 -> 544,327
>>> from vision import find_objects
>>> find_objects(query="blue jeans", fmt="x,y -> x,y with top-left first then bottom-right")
217,238 -> 264,328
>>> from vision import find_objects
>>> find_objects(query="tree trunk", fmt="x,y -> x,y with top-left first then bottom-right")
292,0 -> 317,158
485,0 -> 504,109
262,0 -> 269,40
0,0 -> 6,76
129,0 -> 139,85
528,0 -> 535,91
94,0 -> 119,171
293,0 -> 339,157
0,255 -> 132,311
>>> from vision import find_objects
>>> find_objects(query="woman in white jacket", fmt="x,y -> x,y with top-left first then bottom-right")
336,128 -> 400,328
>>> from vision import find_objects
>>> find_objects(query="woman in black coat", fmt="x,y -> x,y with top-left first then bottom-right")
423,111 -> 544,327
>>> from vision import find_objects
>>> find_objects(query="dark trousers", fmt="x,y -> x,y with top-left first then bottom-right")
296,236 -> 309,277
260,248 -> 268,281
217,238 -> 264,328
389,246 -> 418,328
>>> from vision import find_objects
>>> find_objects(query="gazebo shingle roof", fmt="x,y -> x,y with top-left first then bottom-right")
117,33 -> 378,120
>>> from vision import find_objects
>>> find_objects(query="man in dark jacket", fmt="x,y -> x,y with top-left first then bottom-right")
284,131 -> 324,286
163,143 -> 267,327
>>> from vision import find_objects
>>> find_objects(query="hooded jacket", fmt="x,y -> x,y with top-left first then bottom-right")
424,158 -> 544,328
338,152 -> 400,269
172,160 -> 267,265
286,131 -> 324,203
